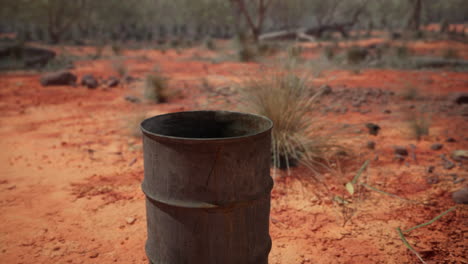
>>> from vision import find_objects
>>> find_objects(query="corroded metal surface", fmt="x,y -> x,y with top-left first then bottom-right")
141,111 -> 273,264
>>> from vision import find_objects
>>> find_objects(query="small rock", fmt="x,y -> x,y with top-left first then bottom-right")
426,166 -> 435,173
445,137 -> 456,142
126,217 -> 136,225
125,75 -> 138,83
451,150 -> 468,162
40,71 -> 77,86
81,74 -> 99,89
430,143 -> 443,151
449,92 -> 468,104
452,188 -> 468,204
366,123 -> 380,136
426,176 -> 439,184
394,154 -> 406,162
367,141 -> 376,150
394,146 -> 408,156
106,77 -> 120,88
442,159 -> 455,170
454,178 -> 465,184
89,252 -> 99,258
124,95 -> 141,104
383,109 -> 391,114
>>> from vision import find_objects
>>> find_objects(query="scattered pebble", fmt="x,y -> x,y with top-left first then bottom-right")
426,166 -> 435,173
452,188 -> 468,204
445,137 -> 456,143
81,74 -> 99,89
366,123 -> 380,136
106,77 -> 120,88
124,95 -> 141,104
126,217 -> 137,225
426,176 -> 439,184
394,146 -> 408,156
89,252 -> 99,258
367,141 -> 376,150
430,143 -> 443,151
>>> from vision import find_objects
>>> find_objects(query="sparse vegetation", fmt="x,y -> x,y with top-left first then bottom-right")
442,48 -> 459,59
143,66 -> 170,103
323,46 -> 335,61
346,46 -> 367,64
401,84 -> 420,100
238,64 -> 343,174
394,45 -> 410,59
406,106 -> 431,140
204,38 -> 216,50
113,61 -> 128,78
111,44 -> 123,56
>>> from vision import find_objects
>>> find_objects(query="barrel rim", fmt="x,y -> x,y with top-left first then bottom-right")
140,110 -> 273,143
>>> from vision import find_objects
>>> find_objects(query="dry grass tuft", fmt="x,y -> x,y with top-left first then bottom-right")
143,66 -> 170,103
238,64 -> 344,175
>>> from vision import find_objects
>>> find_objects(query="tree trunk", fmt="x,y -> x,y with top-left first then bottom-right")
407,0 -> 422,31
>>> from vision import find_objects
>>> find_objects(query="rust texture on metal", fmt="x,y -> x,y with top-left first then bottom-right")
141,111 -> 273,264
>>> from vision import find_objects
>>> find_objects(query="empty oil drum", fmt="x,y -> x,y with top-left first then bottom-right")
141,111 -> 273,264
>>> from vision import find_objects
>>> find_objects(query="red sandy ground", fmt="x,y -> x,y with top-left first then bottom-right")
0,39 -> 467,264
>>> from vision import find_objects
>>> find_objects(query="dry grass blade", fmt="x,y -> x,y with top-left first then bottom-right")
397,227 -> 427,264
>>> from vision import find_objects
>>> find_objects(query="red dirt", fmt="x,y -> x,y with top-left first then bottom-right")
1,39 -> 467,264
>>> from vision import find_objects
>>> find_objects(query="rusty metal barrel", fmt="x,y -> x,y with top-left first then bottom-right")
140,110 -> 273,264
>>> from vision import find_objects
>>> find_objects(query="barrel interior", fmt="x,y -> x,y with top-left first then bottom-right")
141,111 -> 272,139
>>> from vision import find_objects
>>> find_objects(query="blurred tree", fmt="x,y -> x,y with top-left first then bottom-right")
229,0 -> 274,41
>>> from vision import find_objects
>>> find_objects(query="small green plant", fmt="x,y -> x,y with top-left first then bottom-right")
442,48 -> 459,59
346,46 -> 367,64
143,67 -> 170,103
